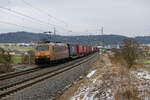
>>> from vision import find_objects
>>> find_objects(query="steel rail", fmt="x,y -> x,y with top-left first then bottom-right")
0,53 -> 97,99
0,67 -> 41,81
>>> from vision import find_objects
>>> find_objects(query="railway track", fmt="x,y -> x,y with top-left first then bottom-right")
0,67 -> 41,81
0,53 -> 97,99
0,61 -> 69,81
0,56 -> 79,81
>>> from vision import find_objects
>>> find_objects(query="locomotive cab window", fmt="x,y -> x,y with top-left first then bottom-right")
36,45 -> 49,51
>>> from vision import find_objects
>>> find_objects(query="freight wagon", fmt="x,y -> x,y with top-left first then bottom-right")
76,45 -> 83,56
66,43 -> 77,57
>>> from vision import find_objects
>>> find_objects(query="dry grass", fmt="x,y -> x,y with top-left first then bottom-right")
57,54 -> 148,100
56,79 -> 84,100
115,86 -> 141,100
0,65 -> 14,74
92,55 -> 105,69
105,54 -> 142,100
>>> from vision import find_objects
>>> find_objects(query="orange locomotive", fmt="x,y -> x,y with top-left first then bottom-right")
35,43 -> 69,64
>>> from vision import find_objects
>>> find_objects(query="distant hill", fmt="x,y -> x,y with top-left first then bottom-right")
0,31 -> 149,45
135,36 -> 150,44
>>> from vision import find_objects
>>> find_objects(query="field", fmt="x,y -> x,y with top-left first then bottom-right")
0,44 -> 34,51
0,44 -> 35,74
11,55 -> 22,64
137,57 -> 150,64
0,44 -> 34,64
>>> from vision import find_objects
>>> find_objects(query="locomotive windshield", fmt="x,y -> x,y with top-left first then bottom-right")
36,45 -> 49,51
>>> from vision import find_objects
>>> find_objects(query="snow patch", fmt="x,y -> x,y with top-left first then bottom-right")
132,70 -> 150,81
92,79 -> 97,83
87,70 -> 97,78
71,86 -> 98,100
98,80 -> 103,85
132,70 -> 150,99
71,86 -> 114,100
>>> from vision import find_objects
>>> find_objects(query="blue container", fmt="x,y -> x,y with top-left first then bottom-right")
67,44 -> 77,56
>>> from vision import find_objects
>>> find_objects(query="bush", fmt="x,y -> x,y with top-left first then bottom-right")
121,39 -> 139,69
112,39 -> 141,100
0,48 -> 12,72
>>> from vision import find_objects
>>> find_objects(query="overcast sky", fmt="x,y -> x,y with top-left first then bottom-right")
0,0 -> 149,37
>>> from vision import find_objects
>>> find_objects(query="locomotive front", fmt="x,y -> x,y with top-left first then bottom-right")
35,43 -> 52,64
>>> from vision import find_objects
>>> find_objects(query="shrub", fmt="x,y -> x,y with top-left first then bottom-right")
0,48 -> 12,72
121,39 -> 140,69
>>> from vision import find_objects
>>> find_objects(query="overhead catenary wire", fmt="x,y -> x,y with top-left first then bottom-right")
20,0 -> 72,34
0,0 -> 78,35
0,6 -> 70,34
12,0 -> 69,28
0,8 -> 70,36
0,9 -> 50,30
0,20 -> 45,32
0,6 -> 55,27
21,0 -> 68,27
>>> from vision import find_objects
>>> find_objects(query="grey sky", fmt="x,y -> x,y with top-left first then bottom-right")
0,0 -> 149,36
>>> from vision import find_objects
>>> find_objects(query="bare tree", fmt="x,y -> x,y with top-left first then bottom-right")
0,48 -> 12,71
122,39 -> 139,69
113,39 -> 140,99
0,48 -> 5,63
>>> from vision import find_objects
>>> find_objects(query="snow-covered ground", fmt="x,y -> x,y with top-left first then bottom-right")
132,69 -> 150,99
70,55 -> 115,100
132,69 -> 150,81
71,69 -> 114,100
71,87 -> 113,100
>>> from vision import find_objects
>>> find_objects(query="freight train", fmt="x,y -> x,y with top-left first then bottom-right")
35,42 -> 98,64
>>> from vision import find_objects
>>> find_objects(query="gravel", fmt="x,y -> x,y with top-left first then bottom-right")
0,56 -> 87,88
3,53 -> 99,100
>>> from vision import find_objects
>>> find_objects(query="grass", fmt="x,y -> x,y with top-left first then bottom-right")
15,46 -> 33,51
115,87 -> 141,100
10,46 -> 33,51
0,45 -> 34,64
11,55 -> 22,64
137,57 -> 150,64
